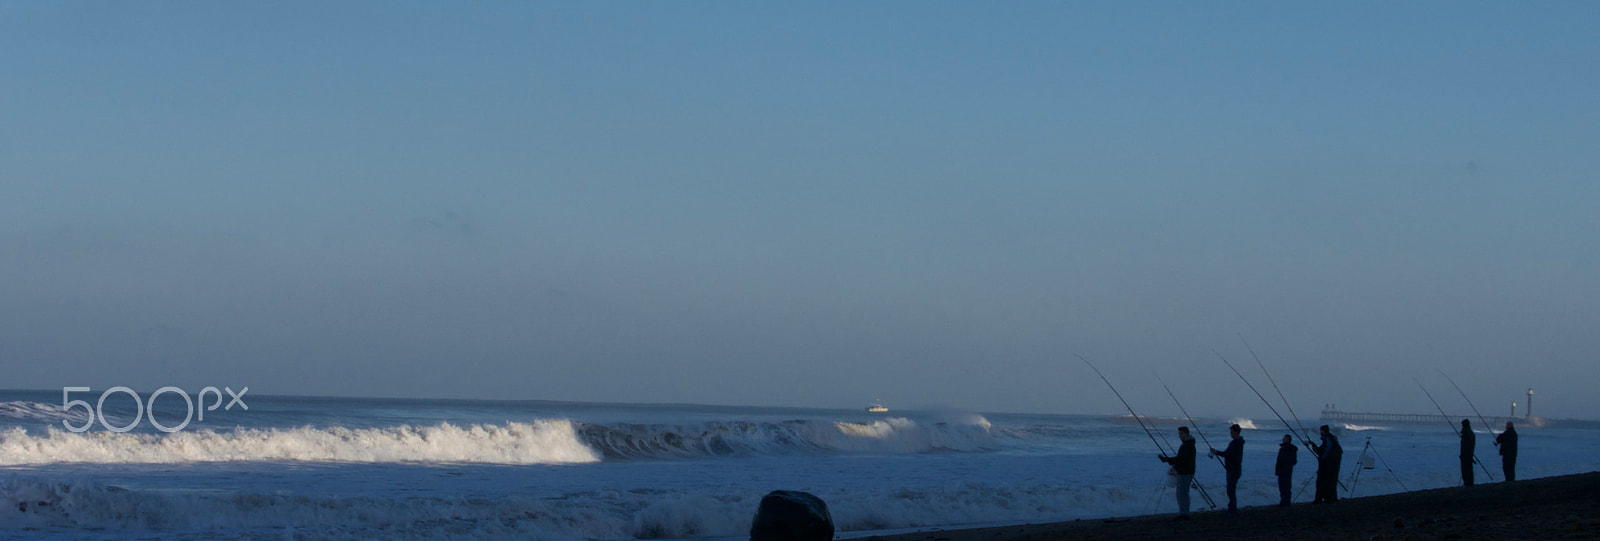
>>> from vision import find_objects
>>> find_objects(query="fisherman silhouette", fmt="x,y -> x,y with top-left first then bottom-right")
1460,419 -> 1475,486
1311,425 -> 1342,503
1158,426 -> 1197,518
1496,421 -> 1518,482
1275,434 -> 1297,507
1208,424 -> 1244,513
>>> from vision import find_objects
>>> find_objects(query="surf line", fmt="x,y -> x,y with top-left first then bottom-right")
1415,378 -> 1496,482
1075,354 -> 1217,509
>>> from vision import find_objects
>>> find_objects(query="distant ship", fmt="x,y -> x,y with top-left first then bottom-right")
866,400 -> 888,413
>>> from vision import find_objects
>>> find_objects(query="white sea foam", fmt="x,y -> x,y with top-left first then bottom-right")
821,417 -> 998,454
0,420 -> 601,465
0,476 -> 629,540
1340,423 -> 1390,432
1228,418 -> 1260,430
0,415 -> 1001,466
0,476 -> 1156,540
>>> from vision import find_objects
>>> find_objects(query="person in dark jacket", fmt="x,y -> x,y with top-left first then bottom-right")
1460,419 -> 1476,486
1209,424 -> 1245,512
1274,434 -> 1298,507
1496,421 -> 1518,482
1311,425 -> 1342,503
1159,426 -> 1197,517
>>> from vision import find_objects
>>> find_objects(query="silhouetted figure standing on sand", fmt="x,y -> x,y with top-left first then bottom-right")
1460,419 -> 1476,486
1209,424 -> 1244,513
1496,421 -> 1518,482
1274,434 -> 1297,507
1158,426 -> 1197,518
1311,425 -> 1342,503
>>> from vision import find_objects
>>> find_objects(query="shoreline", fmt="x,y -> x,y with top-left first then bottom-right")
845,471 -> 1600,541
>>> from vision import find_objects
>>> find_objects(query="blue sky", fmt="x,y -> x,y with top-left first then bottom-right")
3,2 -> 1596,418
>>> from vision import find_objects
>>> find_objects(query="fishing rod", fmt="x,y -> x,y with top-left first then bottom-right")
1212,350 -> 1308,447
1436,369 -> 1501,444
1239,335 -> 1314,440
1077,355 -> 1217,510
1414,378 -> 1495,481
1217,348 -> 1349,495
1156,374 -> 1225,469
1147,372 -> 1219,509
1076,354 -> 1169,456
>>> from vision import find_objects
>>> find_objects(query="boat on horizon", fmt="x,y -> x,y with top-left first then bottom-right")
866,400 -> 888,413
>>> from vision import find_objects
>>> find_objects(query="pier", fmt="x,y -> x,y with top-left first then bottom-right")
1320,408 -> 1543,428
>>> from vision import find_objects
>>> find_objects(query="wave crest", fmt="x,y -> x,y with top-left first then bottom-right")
1,415 -> 1002,465
575,417 -> 999,459
0,421 -> 601,465
0,401 -> 95,425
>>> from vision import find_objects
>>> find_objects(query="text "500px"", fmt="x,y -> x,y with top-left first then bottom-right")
62,386 -> 249,433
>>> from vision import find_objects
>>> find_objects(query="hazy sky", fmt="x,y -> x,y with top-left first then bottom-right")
3,2 -> 1596,419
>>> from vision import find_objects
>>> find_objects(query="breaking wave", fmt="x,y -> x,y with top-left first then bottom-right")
1340,423 -> 1390,432
0,421 -> 601,466
0,416 -> 1002,465
577,417 -> 999,459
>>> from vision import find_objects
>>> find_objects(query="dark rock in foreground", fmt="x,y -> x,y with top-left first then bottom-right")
751,490 -> 835,541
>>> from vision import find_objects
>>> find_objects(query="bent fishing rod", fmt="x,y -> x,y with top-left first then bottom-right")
1213,350 -> 1309,448
1239,335 -> 1314,439
1076,354 -> 1169,456
1216,349 -> 1348,493
1436,369 -> 1501,444
1150,375 -> 1220,509
1136,415 -> 1218,510
1075,354 -> 1215,509
1155,373 -> 1226,469
1414,378 -> 1495,481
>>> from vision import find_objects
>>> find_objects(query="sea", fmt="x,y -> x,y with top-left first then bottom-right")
2,389 -> 1598,540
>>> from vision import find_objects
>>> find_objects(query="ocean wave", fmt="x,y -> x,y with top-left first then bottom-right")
0,401 -> 96,425
0,421 -> 601,466
576,416 -> 1000,459
0,416 -> 1003,466
1340,423 -> 1390,432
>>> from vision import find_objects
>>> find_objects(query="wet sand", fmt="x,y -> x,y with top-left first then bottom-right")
846,471 -> 1600,540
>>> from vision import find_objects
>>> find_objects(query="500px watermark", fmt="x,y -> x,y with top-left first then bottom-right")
61,386 -> 249,433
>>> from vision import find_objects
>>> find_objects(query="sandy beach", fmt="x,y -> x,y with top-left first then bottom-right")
847,472 -> 1600,541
